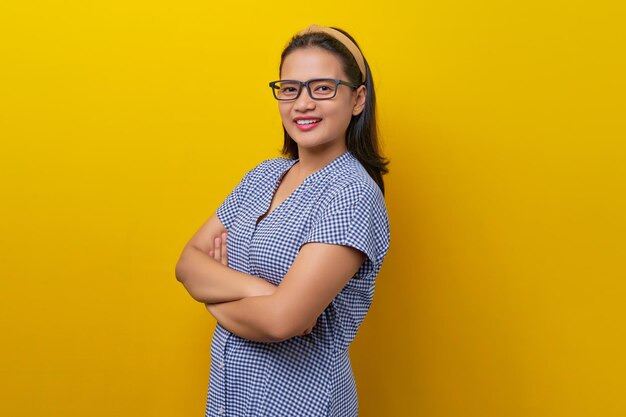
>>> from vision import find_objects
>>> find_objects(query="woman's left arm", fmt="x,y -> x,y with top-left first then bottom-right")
206,241 -> 366,343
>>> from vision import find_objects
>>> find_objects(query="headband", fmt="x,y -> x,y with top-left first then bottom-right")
295,24 -> 367,84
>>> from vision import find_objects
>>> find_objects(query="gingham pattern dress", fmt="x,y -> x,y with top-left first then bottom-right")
207,150 -> 391,417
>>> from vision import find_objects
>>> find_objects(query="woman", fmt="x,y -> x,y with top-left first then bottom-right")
175,24 -> 391,417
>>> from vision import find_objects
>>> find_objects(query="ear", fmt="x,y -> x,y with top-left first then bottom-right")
352,85 -> 367,116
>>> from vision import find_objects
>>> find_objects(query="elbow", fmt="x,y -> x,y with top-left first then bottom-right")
175,246 -> 203,283
174,256 -> 201,301
174,257 -> 186,283
264,308 -> 309,342
175,247 -> 195,283
265,325 -> 291,343
266,325 -> 307,343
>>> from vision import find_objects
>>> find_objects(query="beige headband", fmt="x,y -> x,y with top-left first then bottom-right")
295,24 -> 367,84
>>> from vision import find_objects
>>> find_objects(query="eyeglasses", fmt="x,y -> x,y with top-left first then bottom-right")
268,78 -> 362,101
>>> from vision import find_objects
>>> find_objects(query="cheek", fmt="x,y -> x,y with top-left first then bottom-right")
329,107 -> 353,128
329,99 -> 353,122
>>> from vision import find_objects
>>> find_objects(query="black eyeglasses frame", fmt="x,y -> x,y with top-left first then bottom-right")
268,78 -> 362,101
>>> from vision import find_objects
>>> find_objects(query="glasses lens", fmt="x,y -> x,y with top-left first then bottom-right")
273,81 -> 300,100
309,79 -> 337,99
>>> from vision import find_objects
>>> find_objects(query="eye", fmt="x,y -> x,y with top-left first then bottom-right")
313,82 -> 336,93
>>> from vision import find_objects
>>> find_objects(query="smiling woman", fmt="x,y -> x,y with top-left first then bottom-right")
175,23 -> 391,417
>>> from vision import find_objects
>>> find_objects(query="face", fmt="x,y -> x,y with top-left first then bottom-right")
278,47 -> 366,152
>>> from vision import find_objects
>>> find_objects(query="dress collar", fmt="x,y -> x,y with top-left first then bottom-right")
287,150 -> 354,185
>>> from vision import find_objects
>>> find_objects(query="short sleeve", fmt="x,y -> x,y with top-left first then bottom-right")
302,182 -> 390,269
215,163 -> 263,230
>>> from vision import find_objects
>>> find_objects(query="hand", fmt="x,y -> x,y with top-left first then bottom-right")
205,302 -> 217,315
208,230 -> 276,298
208,232 -> 228,266
205,232 -> 228,316
300,319 -> 317,336
205,302 -> 227,325
203,231 -> 276,315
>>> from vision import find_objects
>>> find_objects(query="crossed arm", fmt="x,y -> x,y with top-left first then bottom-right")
175,213 -> 366,343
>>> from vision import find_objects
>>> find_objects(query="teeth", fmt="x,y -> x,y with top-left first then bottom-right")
296,119 -> 321,125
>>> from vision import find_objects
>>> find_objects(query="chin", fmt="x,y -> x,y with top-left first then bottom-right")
291,135 -> 322,145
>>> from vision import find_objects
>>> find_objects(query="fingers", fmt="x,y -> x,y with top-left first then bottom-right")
221,232 -> 228,266
302,318 -> 318,336
301,325 -> 313,336
214,236 -> 221,261
208,233 -> 229,265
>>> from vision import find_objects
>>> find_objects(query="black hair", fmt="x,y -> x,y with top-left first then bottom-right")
277,26 -> 390,195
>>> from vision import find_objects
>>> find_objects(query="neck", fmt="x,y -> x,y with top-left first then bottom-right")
294,142 -> 348,179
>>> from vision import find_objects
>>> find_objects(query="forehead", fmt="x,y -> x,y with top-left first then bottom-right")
280,47 -> 346,80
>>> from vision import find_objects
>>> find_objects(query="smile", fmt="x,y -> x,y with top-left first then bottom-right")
294,119 -> 322,131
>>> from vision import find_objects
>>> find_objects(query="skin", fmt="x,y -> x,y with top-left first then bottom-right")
207,234 -> 316,335
175,46 -> 368,342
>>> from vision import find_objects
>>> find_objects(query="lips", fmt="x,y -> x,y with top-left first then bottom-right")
296,119 -> 321,125
294,117 -> 322,124
294,118 -> 322,131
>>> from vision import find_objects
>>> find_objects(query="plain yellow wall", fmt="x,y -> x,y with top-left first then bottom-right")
1,1 -> 624,416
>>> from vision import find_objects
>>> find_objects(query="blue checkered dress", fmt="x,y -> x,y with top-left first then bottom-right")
207,150 -> 391,416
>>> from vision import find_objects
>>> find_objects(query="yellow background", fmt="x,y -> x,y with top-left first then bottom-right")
1,1 -> 624,416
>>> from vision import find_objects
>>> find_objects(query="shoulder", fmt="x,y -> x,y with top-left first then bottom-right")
322,154 -> 385,210
255,156 -> 295,170
308,155 -> 390,266
240,155 -> 294,182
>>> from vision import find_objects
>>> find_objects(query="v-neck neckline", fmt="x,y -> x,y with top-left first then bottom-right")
254,150 -> 352,227
255,159 -> 299,226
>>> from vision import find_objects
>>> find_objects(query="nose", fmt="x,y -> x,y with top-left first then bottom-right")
292,86 -> 316,112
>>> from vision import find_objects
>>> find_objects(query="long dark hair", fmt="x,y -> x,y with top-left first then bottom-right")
278,26 -> 390,195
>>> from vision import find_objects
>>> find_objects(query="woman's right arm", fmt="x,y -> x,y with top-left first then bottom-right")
175,213 -> 276,304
